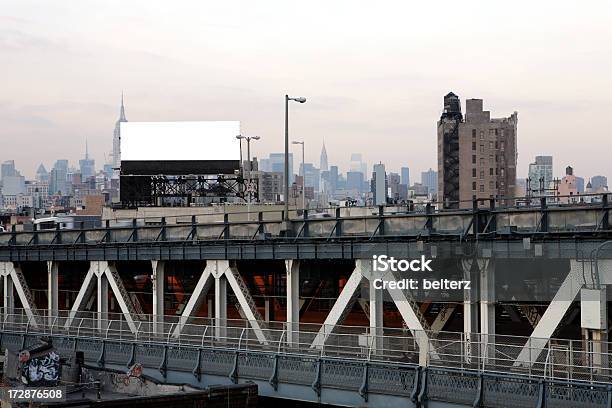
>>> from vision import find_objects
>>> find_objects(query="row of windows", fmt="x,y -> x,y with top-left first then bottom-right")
472,168 -> 505,178
472,141 -> 506,151
472,155 -> 507,165
471,180 -> 506,191
471,128 -> 506,139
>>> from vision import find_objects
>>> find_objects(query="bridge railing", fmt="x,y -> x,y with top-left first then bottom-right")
2,308 -> 612,385
1,193 -> 611,247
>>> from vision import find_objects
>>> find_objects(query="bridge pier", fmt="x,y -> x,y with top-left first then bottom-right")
47,261 -> 59,326
97,270 -> 109,332
3,271 -> 14,316
213,263 -> 227,341
479,258 -> 495,363
152,261 -> 165,335
285,260 -> 300,347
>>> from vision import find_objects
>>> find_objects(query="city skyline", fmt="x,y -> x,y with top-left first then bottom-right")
2,1 -> 612,179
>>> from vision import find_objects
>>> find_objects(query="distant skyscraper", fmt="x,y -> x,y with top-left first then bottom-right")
300,163 -> 320,192
35,164 -> 49,183
388,172 -> 401,201
79,139 -> 96,179
591,175 -> 608,190
329,165 -> 338,194
346,171 -> 364,192
401,167 -> 410,186
371,163 -> 387,205
320,141 -> 328,172
421,168 -> 437,194
112,94 -> 127,176
350,153 -> 368,179
1,160 -> 16,182
269,153 -> 293,184
527,155 -> 553,196
49,160 -> 69,195
575,176 -> 585,194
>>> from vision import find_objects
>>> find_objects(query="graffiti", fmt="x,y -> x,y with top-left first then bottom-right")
21,351 -> 61,386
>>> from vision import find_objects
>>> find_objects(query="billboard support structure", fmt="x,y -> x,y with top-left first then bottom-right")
118,121 -> 254,207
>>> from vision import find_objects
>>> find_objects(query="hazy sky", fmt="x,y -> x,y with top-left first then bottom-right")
2,1 -> 612,180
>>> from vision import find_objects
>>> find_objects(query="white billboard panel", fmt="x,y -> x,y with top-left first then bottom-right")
120,121 -> 240,161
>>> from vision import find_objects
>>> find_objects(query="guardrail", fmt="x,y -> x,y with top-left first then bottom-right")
2,308 -> 611,385
1,196 -> 611,248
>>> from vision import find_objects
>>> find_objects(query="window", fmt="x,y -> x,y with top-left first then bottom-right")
494,141 -> 498,149
495,129 -> 499,136
479,185 -> 485,192
489,168 -> 493,175
480,170 -> 484,179
472,155 -> 476,164
480,131 -> 484,140
489,181 -> 494,189
472,129 -> 477,138
500,141 -> 505,150
472,182 -> 477,191
489,155 -> 494,165
489,129 -> 495,136
472,168 -> 477,177
480,144 -> 485,153
489,141 -> 494,149
480,157 -> 485,166
500,168 -> 505,177
500,129 -> 505,137
495,155 -> 498,163
472,142 -> 476,150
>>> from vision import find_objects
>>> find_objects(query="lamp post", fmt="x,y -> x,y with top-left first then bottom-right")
292,141 -> 305,211
236,135 -> 261,219
284,95 -> 306,221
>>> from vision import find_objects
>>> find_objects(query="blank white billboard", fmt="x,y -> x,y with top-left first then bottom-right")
120,121 -> 240,161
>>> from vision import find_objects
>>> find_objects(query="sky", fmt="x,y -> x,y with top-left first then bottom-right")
1,0 -> 612,181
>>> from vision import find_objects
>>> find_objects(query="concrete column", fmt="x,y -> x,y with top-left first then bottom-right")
264,300 -> 270,322
369,276 -> 384,354
214,273 -> 227,341
480,259 -> 495,362
47,261 -> 59,326
462,259 -> 479,364
97,273 -> 108,332
286,260 -> 300,347
4,274 -> 14,317
152,261 -> 165,335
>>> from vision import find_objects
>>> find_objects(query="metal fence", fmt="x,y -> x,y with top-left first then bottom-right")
2,308 -> 611,385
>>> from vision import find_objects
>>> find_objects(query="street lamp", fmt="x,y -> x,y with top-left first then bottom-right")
236,135 -> 261,218
285,95 -> 306,220
292,141 -> 305,211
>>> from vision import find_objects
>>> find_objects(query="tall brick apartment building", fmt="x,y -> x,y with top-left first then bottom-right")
437,92 -> 518,209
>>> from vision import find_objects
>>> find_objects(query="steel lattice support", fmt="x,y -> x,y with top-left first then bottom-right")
310,260 -> 437,365
172,260 -> 269,344
513,259 -> 612,367
64,261 -> 142,334
0,262 -> 39,327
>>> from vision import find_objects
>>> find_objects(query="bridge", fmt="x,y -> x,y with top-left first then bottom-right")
0,197 -> 612,406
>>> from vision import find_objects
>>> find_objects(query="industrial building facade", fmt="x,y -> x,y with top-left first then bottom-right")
437,92 -> 518,209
